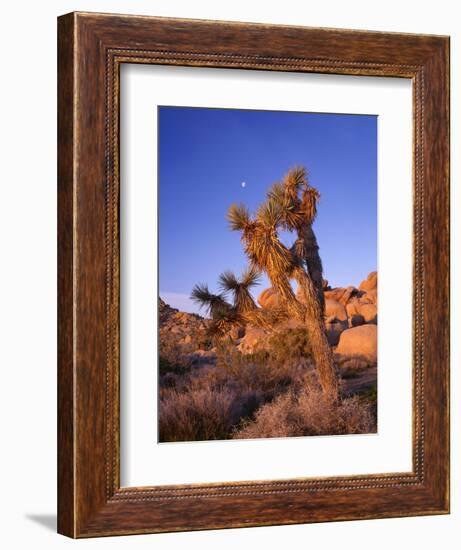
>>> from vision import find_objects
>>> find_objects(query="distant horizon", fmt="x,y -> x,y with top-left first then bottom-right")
159,106 -> 377,315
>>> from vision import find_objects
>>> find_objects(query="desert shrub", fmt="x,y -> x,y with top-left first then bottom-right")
159,356 -> 191,377
360,384 -> 377,403
159,387 -> 263,442
266,328 -> 313,365
358,383 -> 378,423
234,383 -> 376,439
195,334 -> 214,351
158,339 -> 193,370
214,340 -> 312,399
334,354 -> 376,380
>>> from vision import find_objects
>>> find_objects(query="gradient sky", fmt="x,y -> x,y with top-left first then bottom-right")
159,106 -> 377,314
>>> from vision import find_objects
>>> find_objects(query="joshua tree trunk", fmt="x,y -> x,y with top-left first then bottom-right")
299,224 -> 325,314
264,266 -> 338,399
292,266 -> 338,399
270,274 -> 306,320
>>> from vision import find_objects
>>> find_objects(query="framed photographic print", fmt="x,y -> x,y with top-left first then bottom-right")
57,12 -> 450,537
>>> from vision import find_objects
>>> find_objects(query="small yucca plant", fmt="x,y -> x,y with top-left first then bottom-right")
190,283 -> 231,319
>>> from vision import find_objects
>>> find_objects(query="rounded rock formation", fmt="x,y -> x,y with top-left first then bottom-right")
361,289 -> 377,304
324,286 -> 357,306
238,327 -> 268,353
359,271 -> 378,292
257,287 -> 281,310
336,324 -> 377,361
357,303 -> 378,324
346,298 -> 360,317
324,298 -> 348,322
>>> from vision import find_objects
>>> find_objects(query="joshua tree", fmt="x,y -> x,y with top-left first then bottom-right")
227,166 -> 338,398
218,265 -> 261,316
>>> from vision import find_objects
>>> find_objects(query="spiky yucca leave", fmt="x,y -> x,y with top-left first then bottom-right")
245,223 -> 293,277
256,198 -> 283,229
227,203 -> 253,232
267,181 -> 285,204
300,185 -> 320,223
227,198 -> 294,318
278,166 -> 321,226
267,180 -> 304,231
218,266 -> 261,314
207,307 -> 242,337
241,265 -> 261,289
230,214 -> 301,321
291,237 -> 307,265
218,267 -> 261,293
218,270 -> 239,291
190,283 -> 231,319
229,200 -> 296,305
283,166 -> 306,200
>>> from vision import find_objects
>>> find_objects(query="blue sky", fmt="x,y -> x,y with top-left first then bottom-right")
159,106 -> 377,314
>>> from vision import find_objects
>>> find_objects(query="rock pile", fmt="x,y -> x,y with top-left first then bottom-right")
336,324 -> 377,361
257,271 -> 378,358
159,298 -> 214,366
324,272 -> 377,359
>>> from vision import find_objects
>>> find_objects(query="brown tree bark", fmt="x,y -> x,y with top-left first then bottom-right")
299,224 -> 325,313
292,266 -> 339,399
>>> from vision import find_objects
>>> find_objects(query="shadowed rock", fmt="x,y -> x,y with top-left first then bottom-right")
325,320 -> 348,346
325,298 -> 348,322
358,303 -> 377,324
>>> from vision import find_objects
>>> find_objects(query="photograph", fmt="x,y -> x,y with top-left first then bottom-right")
158,106 -> 378,443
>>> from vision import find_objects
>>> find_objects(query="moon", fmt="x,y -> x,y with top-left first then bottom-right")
241,181 -> 246,188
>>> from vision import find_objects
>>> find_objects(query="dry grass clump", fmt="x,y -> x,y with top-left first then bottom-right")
234,383 -> 376,439
159,387 -> 262,442
159,342 -> 192,371
267,328 -> 313,365
159,355 -> 191,378
335,353 -> 376,379
214,335 -> 313,398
